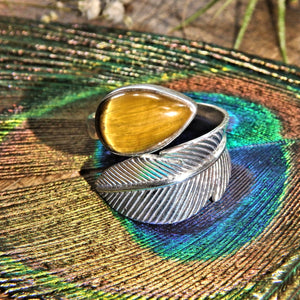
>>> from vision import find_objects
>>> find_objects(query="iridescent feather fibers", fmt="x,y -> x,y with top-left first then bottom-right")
0,17 -> 299,299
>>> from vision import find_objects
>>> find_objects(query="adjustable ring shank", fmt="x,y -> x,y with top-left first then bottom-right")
88,85 -> 231,224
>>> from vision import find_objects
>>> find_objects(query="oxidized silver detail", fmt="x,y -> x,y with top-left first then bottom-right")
93,86 -> 231,224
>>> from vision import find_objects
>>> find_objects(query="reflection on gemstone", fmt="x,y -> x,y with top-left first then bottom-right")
97,91 -> 195,155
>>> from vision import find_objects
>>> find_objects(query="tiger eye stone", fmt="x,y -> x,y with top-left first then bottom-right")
97,90 -> 195,155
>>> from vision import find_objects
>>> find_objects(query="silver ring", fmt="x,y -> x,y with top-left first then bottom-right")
88,84 -> 231,224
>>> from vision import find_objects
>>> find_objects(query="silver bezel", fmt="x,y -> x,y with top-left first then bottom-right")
94,84 -> 198,156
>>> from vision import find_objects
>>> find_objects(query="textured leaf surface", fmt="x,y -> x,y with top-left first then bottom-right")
98,150 -> 231,224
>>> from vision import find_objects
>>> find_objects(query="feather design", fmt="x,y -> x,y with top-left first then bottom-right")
96,124 -> 231,224
98,149 -> 231,224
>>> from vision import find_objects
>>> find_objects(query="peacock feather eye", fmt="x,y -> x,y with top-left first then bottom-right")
95,84 -> 197,156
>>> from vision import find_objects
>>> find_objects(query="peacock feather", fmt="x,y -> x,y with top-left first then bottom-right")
0,17 -> 299,299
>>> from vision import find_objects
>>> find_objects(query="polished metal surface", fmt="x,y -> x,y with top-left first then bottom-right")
92,85 -> 231,224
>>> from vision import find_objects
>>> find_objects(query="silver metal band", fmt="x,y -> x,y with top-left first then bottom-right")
89,85 -> 231,224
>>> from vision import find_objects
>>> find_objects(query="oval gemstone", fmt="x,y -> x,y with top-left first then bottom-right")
96,90 -> 195,155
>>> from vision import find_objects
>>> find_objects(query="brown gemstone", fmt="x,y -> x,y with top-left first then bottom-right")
96,90 -> 195,155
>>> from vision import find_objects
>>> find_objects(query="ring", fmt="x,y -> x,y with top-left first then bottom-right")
88,84 -> 231,224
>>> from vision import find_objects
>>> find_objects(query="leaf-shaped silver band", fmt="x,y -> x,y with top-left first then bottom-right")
95,101 -> 231,224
